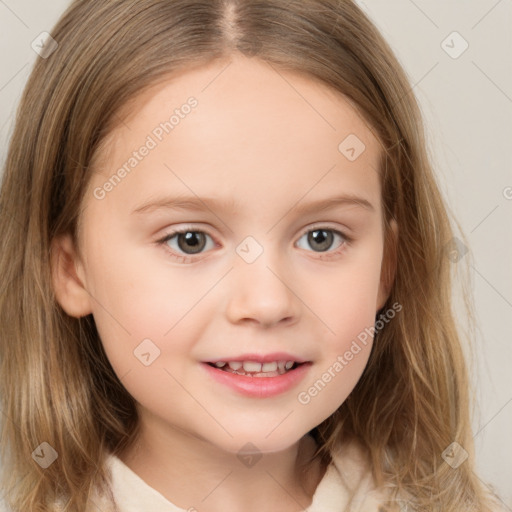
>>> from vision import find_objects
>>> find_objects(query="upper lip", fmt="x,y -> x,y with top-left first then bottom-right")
204,352 -> 310,364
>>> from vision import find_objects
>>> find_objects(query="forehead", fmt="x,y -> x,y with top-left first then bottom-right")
87,53 -> 382,219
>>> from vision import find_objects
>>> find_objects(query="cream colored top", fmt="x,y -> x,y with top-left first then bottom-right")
0,439 -> 506,511
99,439 -> 391,512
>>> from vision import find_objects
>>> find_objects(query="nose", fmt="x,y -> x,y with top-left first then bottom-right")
225,249 -> 299,328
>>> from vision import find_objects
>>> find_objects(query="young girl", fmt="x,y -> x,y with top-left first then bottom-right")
0,1 -> 506,511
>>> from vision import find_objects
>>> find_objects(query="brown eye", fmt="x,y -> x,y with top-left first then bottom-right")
307,230 -> 334,252
175,231 -> 207,254
296,228 -> 345,253
160,230 -> 215,257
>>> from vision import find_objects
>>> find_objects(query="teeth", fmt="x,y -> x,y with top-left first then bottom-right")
262,362 -> 278,372
212,360 -> 297,375
243,361 -> 262,373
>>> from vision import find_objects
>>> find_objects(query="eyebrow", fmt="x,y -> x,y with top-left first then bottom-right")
132,193 -> 375,216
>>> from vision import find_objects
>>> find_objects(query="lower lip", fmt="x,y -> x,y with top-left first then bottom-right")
201,362 -> 312,398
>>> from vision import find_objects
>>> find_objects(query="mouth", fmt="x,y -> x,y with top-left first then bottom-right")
201,359 -> 312,398
205,360 -> 307,378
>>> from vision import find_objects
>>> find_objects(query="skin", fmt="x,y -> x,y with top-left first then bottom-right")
52,52 -> 397,512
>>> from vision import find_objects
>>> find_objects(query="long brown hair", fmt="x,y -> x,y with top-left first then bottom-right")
0,1 -> 499,510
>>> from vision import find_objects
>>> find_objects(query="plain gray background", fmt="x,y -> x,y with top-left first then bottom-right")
0,0 -> 511,508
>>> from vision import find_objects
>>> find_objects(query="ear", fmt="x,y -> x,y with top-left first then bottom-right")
376,218 -> 398,312
50,233 -> 93,318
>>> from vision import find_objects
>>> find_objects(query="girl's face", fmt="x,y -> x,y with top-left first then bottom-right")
56,54 -> 393,455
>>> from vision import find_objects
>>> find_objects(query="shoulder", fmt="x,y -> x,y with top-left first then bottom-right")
327,440 -> 509,512
327,440 -> 393,511
306,437 -> 395,511
97,452 -> 186,512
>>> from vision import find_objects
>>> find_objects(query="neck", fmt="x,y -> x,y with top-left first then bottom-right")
118,419 -> 326,512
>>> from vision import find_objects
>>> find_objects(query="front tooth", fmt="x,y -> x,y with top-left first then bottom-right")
285,361 -> 294,370
243,361 -> 262,372
262,362 -> 278,372
277,361 -> 286,371
214,361 -> 226,368
227,361 -> 243,370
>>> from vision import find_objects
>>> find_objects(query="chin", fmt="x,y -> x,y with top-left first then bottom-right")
207,428 -> 307,457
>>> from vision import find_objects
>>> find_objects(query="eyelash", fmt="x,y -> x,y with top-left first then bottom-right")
156,225 -> 352,264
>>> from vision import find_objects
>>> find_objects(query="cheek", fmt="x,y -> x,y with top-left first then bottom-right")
294,251 -> 382,415
296,298 -> 376,426
83,243 -> 196,374
87,264 -> 200,417
303,248 -> 383,340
